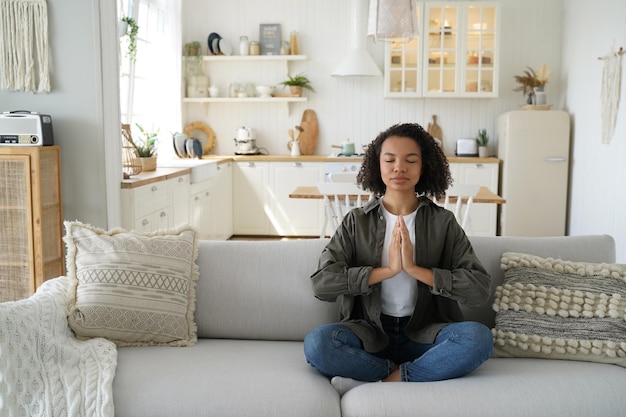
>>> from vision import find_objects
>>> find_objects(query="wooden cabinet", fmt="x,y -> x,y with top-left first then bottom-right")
0,146 -> 64,302
449,159 -> 499,236
121,173 -> 190,233
385,2 -> 499,98
233,161 -> 324,236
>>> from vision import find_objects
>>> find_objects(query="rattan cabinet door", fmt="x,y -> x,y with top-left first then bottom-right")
0,147 -> 64,302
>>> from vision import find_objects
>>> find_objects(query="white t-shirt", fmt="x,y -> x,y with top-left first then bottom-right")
380,205 -> 418,317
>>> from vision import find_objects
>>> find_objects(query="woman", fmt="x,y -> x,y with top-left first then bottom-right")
304,123 -> 493,395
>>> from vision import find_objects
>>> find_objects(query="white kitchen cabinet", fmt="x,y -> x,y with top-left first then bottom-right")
233,161 -> 324,236
121,174 -> 190,233
385,2 -> 499,98
449,160 -> 499,236
269,162 -> 324,236
189,179 -> 212,239
233,161 -> 271,235
213,161 -> 233,240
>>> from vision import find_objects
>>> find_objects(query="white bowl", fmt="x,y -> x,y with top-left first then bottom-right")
256,85 -> 274,98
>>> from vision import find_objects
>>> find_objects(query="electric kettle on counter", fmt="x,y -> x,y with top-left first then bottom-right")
234,126 -> 260,155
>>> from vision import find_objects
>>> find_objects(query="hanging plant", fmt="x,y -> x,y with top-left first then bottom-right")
121,16 -> 139,62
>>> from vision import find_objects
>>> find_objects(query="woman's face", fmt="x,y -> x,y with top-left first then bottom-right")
379,135 -> 423,194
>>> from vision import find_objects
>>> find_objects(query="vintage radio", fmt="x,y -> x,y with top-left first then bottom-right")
0,111 -> 54,146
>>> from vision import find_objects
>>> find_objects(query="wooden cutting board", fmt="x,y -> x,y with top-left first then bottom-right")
297,109 -> 318,155
427,114 -> 444,152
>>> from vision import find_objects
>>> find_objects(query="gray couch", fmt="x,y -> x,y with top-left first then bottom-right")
113,235 -> 626,417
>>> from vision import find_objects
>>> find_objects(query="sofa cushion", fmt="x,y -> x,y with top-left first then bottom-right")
341,358 -> 626,417
492,252 -> 626,367
64,221 -> 199,347
194,239 -> 339,340
114,340 -> 341,417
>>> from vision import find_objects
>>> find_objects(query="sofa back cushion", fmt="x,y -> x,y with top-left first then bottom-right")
195,239 -> 338,340
464,235 -> 616,328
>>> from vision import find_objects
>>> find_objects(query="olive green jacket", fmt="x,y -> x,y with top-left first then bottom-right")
310,196 -> 491,353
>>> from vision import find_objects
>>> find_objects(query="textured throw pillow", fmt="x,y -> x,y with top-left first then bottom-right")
64,221 -> 199,347
492,252 -> 626,367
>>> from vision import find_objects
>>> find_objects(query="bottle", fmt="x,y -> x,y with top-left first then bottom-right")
280,41 -> 290,55
290,31 -> 299,55
249,41 -> 260,56
239,36 -> 249,56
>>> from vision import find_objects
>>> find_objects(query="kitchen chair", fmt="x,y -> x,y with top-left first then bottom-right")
328,172 -> 358,183
439,184 -> 481,229
317,182 -> 371,238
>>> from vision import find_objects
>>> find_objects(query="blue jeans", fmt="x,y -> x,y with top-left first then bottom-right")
303,315 -> 493,382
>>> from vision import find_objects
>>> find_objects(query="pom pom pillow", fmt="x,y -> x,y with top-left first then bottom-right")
492,252 -> 626,367
64,221 -> 199,347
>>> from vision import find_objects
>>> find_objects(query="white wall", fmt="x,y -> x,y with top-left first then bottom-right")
0,0 -> 118,229
181,0 -> 564,156
562,0 -> 626,262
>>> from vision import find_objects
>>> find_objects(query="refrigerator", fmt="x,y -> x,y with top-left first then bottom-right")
497,110 -> 571,236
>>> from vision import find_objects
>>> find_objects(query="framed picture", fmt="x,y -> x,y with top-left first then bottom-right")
259,24 -> 281,55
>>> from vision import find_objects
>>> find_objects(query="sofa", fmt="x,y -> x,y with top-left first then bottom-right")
2,233 -> 625,417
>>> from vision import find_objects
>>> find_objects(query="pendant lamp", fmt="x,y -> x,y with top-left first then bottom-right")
367,0 -> 419,42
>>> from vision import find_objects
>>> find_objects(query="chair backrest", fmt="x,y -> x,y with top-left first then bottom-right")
440,184 -> 481,229
328,172 -> 358,183
317,182 -> 371,236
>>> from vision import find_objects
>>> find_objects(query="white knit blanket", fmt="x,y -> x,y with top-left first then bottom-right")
0,276 -> 117,416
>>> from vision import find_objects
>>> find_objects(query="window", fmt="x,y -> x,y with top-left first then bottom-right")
118,0 -> 181,156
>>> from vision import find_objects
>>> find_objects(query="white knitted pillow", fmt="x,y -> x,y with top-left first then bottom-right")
492,252 -> 626,367
64,221 -> 199,347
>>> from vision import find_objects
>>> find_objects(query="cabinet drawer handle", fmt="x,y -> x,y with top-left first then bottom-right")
294,162 -> 302,167
142,219 -> 149,226
247,162 -> 255,167
205,191 -> 210,196
474,164 -> 484,168
194,196 -> 200,201
160,211 -> 167,218
178,177 -> 185,183
545,157 -> 567,163
151,185 -> 158,192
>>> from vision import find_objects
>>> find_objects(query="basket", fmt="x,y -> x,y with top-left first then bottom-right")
121,124 -> 142,178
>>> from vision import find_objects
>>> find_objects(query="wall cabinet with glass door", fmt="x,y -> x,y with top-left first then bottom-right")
384,2 -> 499,98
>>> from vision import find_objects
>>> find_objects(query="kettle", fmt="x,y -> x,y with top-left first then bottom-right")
235,126 -> 255,141
234,126 -> 259,155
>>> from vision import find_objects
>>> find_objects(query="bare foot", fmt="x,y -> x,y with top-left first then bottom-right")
383,368 -> 401,382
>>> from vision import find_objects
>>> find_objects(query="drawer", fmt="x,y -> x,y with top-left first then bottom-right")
134,182 -> 169,217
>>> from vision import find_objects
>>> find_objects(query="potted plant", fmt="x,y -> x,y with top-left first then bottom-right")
280,73 -> 315,97
120,16 -> 139,63
132,123 -> 159,171
477,129 -> 489,157
513,64 -> 552,105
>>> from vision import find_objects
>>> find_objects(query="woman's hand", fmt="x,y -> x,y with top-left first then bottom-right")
396,216 -> 415,270
397,216 -> 434,287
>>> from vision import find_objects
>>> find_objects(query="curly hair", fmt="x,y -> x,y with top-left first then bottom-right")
356,123 -> 452,200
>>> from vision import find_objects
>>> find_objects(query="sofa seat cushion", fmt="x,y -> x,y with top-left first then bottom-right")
113,339 -> 341,417
341,358 -> 626,417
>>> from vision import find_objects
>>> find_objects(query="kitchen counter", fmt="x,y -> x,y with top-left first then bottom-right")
120,155 -> 500,189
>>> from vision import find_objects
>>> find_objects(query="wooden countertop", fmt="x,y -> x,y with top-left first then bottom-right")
290,185 -> 506,204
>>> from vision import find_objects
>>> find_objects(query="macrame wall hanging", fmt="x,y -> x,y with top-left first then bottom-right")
597,47 -> 624,144
0,0 -> 50,93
